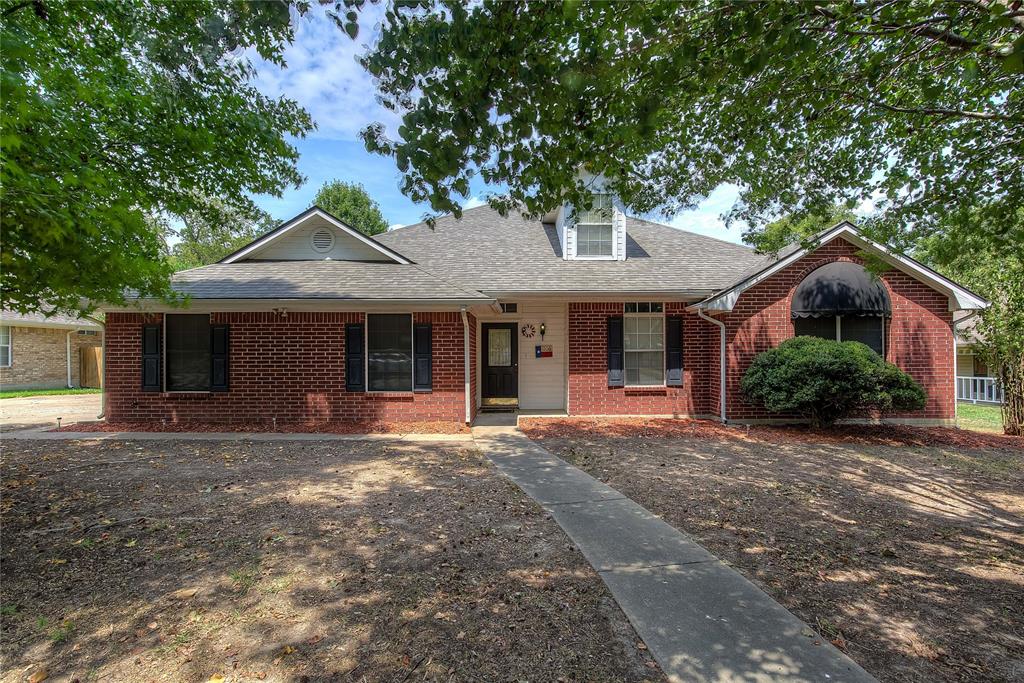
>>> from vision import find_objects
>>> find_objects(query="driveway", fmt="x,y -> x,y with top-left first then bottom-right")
0,393 -> 101,431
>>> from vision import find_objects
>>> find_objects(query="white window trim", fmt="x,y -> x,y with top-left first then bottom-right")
624,303 -> 666,388
573,194 -> 616,260
365,313 -> 415,394
163,313 -> 213,394
0,325 -> 12,368
575,221 -> 615,259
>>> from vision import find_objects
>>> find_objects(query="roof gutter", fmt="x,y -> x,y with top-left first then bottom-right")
696,307 -> 727,423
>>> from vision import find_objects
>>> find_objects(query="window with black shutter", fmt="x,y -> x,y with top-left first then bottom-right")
413,323 -> 432,391
210,324 -> 230,391
607,316 -> 624,387
666,316 -> 683,386
141,324 -> 161,391
165,315 -> 211,391
367,314 -> 413,391
345,323 -> 365,392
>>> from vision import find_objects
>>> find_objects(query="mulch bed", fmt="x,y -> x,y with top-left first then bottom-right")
54,419 -> 470,434
1,439 -> 661,683
519,417 -> 1023,450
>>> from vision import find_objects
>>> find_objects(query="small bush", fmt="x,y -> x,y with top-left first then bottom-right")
741,336 -> 926,427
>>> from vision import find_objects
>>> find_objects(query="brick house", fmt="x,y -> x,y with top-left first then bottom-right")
0,310 -> 103,390
100,198 -> 986,427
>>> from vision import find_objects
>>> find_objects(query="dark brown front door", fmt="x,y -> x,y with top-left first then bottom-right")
482,323 -> 518,405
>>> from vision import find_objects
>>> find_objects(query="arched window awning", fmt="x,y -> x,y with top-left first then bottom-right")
791,262 -> 891,318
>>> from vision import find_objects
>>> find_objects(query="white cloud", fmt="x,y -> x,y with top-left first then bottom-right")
462,196 -> 487,210
387,223 -> 406,231
664,184 -> 746,245
250,6 -> 401,141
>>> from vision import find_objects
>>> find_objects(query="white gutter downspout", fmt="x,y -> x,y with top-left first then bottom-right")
65,331 -> 73,388
460,307 -> 471,424
697,308 -> 727,423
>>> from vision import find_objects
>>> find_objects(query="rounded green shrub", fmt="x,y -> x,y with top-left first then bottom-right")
740,336 -> 926,427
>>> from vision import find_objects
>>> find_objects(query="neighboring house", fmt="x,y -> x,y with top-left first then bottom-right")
954,312 -> 1003,404
0,310 -> 103,390
99,196 -> 986,426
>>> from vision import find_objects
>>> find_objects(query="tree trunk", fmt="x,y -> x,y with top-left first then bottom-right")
1000,357 -> 1024,437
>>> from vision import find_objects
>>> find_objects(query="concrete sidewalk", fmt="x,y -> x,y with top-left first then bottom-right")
473,422 -> 876,683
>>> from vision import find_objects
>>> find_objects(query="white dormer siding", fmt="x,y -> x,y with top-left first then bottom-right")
561,193 -> 627,261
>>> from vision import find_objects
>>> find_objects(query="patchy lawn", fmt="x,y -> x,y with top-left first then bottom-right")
0,388 -> 102,400
1,439 -> 662,683
524,418 -> 1024,683
958,403 -> 1005,434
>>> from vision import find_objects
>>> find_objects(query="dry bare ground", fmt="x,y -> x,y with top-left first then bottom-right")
0,439 -> 662,683
522,418 -> 1024,683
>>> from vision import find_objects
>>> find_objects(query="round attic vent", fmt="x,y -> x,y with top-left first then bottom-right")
310,228 -> 335,253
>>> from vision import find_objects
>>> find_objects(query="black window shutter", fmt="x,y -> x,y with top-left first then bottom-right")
345,323 -> 365,392
141,323 -> 161,391
666,316 -> 683,386
210,324 -> 229,391
413,323 -> 432,391
607,316 -> 624,387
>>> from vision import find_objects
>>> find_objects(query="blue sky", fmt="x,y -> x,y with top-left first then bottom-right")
249,8 -> 750,242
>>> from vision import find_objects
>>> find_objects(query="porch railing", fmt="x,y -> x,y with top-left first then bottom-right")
956,376 -> 1004,405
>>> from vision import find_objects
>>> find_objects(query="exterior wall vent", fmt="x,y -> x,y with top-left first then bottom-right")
310,228 -> 335,253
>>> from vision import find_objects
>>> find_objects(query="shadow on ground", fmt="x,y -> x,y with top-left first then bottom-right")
0,439 -> 662,682
533,429 -> 1024,683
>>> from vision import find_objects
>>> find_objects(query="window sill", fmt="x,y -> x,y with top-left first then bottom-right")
161,391 -> 212,399
366,391 -> 416,400
623,386 -> 671,395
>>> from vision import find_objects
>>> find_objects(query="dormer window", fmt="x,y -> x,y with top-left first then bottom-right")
575,194 -> 614,257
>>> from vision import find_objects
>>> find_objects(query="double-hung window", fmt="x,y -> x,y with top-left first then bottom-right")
624,302 -> 664,386
166,314 -> 212,391
576,193 -> 614,257
367,314 -> 413,391
0,325 -> 11,367
146,314 -> 228,392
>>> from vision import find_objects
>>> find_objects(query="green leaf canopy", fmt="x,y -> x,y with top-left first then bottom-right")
1,0 -> 315,315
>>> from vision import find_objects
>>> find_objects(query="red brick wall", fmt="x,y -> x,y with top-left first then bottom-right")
105,311 -> 470,424
723,237 -> 954,422
567,302 -> 714,416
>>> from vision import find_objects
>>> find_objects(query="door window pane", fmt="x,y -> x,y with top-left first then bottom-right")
488,328 -> 512,367
166,314 -> 210,391
368,314 -> 413,391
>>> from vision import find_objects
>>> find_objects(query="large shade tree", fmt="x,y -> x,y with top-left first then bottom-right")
0,0 -> 317,315
354,0 -> 1023,252
313,180 -> 389,235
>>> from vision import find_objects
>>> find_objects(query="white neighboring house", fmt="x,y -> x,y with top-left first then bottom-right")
955,312 -> 1002,405
0,310 -> 103,391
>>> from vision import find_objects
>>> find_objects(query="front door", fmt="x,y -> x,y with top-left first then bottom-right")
482,323 -> 518,406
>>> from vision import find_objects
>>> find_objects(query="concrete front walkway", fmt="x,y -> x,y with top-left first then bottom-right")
472,420 -> 876,683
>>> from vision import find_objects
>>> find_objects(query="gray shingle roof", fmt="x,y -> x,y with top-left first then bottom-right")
374,206 -> 765,296
1,309 -> 102,329
169,261 -> 489,301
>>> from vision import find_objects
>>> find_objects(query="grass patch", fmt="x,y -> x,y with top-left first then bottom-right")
0,388 -> 101,399
958,403 -> 1003,433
